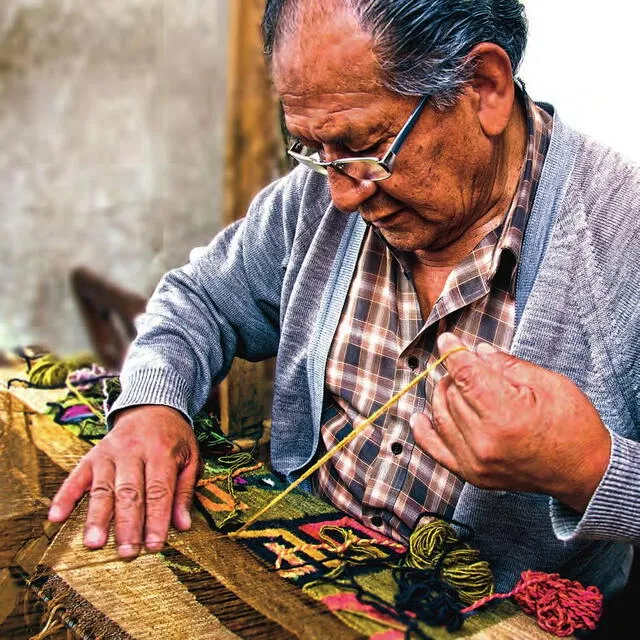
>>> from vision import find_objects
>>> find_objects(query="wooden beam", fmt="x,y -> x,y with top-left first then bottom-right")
224,0 -> 283,226
221,0 -> 282,438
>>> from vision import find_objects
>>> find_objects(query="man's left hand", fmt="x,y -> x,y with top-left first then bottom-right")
411,333 -> 611,512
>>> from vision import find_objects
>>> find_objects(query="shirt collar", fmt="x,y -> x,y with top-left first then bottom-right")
487,81 -> 553,294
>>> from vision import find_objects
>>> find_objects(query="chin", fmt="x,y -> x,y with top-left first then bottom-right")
378,229 -> 439,253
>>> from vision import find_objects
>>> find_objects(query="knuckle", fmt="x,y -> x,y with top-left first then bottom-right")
502,356 -> 524,374
115,484 -> 143,507
452,362 -> 478,393
431,410 -> 448,433
171,441 -> 195,466
89,483 -> 114,501
145,481 -> 171,504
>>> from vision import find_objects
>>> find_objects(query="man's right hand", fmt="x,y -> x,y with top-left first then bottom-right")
48,405 -> 200,559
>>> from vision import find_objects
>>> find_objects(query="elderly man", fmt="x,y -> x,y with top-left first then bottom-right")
50,0 -> 640,599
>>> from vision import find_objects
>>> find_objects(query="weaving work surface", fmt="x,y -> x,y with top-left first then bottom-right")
0,381 -> 559,639
29,475 -> 552,640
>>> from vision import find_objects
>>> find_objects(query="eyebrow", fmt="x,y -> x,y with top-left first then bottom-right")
287,130 -> 349,147
287,127 -> 386,152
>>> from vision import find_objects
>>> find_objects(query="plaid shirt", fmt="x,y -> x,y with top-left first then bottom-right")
315,88 -> 553,543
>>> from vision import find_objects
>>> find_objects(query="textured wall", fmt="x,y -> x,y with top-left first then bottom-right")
0,0 -> 229,352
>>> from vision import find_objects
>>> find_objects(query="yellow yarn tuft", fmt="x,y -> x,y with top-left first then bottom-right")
28,353 -> 96,388
407,519 -> 494,605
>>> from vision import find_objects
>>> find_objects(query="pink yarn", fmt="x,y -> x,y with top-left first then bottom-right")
462,570 -> 603,637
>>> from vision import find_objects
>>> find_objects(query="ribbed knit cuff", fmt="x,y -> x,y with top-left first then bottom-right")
551,431 -> 640,543
106,368 -> 192,429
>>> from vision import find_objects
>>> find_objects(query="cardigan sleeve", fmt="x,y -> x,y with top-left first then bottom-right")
551,432 -> 640,542
107,166 -> 314,426
551,146 -> 640,544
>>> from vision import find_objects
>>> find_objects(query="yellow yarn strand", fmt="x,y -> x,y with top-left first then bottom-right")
229,346 -> 467,537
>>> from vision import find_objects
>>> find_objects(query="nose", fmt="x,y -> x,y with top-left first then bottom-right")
327,170 -> 378,213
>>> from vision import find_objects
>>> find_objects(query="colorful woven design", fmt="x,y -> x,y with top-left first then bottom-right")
0,370 -> 576,639
193,469 -> 536,639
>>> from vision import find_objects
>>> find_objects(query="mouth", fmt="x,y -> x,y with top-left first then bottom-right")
366,208 -> 407,229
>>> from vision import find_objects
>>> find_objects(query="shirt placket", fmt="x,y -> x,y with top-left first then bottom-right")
361,266 -> 432,531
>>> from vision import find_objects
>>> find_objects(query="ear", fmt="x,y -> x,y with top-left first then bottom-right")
465,43 -> 516,137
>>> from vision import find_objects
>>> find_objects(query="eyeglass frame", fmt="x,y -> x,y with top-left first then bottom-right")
286,94 -> 430,182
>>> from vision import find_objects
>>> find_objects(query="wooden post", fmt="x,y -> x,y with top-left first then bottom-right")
223,0 -> 284,226
219,0 -> 283,440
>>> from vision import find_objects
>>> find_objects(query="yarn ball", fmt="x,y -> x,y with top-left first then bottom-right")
29,353 -> 96,388
406,519 -> 494,605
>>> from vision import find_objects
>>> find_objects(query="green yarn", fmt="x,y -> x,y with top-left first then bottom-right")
28,353 -> 95,388
406,519 -> 494,605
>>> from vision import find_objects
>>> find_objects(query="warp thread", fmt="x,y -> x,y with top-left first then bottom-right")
27,592 -> 70,640
462,569 -> 603,637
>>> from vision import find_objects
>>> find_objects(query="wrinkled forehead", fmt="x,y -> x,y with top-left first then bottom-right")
271,0 -> 383,100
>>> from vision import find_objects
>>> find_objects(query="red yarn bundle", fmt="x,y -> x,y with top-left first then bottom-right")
462,570 -> 603,637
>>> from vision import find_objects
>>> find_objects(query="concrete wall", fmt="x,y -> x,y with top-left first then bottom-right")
0,0 -> 229,352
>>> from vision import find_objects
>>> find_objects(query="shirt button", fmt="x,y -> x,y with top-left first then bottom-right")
371,515 -> 383,527
407,356 -> 419,370
391,442 -> 403,455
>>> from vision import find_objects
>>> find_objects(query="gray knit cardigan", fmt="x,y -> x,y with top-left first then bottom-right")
111,111 -> 640,597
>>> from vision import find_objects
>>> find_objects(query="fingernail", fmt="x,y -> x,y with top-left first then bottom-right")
409,414 -> 419,429
48,505 -> 62,521
181,510 -> 192,529
84,526 -> 104,547
117,544 -> 141,558
145,537 -> 165,551
477,342 -> 498,354
437,332 -> 457,350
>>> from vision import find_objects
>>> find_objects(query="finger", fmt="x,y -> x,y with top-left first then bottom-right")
143,459 -> 177,551
410,412 -> 461,475
113,457 -> 145,559
442,376 -> 482,437
438,333 -> 516,417
49,457 -> 93,522
172,453 -> 200,531
431,375 -> 473,452
84,457 -> 116,549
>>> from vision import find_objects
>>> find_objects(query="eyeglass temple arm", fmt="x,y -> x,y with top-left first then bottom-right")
383,95 -> 430,166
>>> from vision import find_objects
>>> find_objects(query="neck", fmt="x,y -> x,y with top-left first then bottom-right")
413,96 -> 528,269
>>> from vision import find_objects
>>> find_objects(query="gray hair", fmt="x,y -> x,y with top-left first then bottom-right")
263,0 -> 528,109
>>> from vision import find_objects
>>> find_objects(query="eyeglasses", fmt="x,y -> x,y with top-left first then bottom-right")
287,95 -> 429,182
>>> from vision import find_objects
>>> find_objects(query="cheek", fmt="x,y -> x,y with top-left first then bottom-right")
383,152 -> 461,209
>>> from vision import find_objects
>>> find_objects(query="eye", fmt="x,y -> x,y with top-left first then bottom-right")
357,142 -> 381,155
348,137 -> 390,156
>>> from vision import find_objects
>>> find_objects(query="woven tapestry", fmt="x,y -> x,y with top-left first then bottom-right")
1,369 -> 565,639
